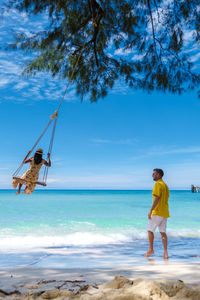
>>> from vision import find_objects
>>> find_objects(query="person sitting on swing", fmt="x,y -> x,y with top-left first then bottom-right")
12,149 -> 51,195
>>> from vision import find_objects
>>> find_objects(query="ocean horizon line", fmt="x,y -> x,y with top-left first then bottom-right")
0,188 -> 191,191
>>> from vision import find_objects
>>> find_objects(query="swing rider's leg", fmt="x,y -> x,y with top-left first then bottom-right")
16,183 -> 22,195
144,231 -> 155,257
22,186 -> 28,194
160,232 -> 168,259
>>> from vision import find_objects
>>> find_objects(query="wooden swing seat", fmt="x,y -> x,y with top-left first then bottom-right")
12,176 -> 47,187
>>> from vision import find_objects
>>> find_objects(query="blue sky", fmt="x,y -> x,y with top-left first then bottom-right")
1,3 -> 200,189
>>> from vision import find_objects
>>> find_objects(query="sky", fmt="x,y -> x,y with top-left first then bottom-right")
1,2 -> 200,190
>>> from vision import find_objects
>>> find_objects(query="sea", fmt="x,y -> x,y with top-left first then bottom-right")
0,190 -> 199,269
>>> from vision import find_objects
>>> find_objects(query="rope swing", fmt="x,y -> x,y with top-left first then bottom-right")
12,5 -> 101,188
12,110 -> 58,186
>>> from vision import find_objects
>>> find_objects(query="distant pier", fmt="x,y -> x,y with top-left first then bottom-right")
191,185 -> 200,192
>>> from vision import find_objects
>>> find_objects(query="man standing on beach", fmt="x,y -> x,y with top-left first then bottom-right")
145,169 -> 170,259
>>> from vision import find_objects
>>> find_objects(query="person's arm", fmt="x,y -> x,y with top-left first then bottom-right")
148,195 -> 160,219
44,153 -> 51,167
24,158 -> 32,164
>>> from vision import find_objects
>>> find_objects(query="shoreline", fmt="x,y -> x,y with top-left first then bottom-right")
0,262 -> 200,299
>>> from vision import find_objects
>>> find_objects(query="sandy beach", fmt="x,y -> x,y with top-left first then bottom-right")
0,261 -> 200,299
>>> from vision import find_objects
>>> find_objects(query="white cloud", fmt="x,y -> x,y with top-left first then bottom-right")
92,138 -> 112,144
148,146 -> 200,156
131,145 -> 200,160
0,5 -> 78,104
183,30 -> 196,45
0,173 -> 11,188
0,59 -> 21,75
114,48 -> 134,56
165,161 -> 200,188
0,78 -> 10,87
0,50 -> 78,102
110,80 -> 135,95
37,158 -> 200,190
1,148 -> 200,189
14,81 -> 29,90
132,54 -> 144,61
44,159 -> 200,190
92,138 -> 137,145
45,171 -> 152,189
190,52 -> 200,63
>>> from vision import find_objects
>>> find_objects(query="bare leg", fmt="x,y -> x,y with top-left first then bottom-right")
160,232 -> 168,259
144,231 -> 155,257
22,186 -> 27,194
16,183 -> 22,195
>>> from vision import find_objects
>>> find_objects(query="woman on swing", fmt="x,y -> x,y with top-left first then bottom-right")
13,148 -> 51,195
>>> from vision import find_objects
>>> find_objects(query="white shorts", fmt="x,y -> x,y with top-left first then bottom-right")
147,215 -> 167,233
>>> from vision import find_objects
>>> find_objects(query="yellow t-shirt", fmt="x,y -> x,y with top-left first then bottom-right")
152,179 -> 170,218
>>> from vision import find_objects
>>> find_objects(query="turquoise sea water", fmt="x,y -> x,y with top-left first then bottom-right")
0,190 -> 199,268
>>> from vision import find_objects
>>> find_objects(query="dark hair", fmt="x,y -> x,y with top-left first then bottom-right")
153,168 -> 164,177
34,152 -> 43,165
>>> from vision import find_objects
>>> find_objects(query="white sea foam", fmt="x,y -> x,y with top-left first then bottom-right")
0,232 -> 131,251
0,228 -> 199,251
167,228 -> 200,239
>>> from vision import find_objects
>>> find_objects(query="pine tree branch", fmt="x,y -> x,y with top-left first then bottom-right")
5,0 -> 200,100
173,0 -> 178,23
92,9 -> 103,67
72,37 -> 95,55
147,0 -> 159,59
153,0 -> 160,23
155,37 -> 200,81
72,0 -> 103,67
88,0 -> 92,14
77,14 -> 93,32
93,37 -> 99,67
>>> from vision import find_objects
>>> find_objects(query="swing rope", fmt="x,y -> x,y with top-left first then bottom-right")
12,118 -> 54,178
43,115 -> 57,183
13,6 -> 101,186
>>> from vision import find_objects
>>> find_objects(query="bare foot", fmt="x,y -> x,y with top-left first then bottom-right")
147,258 -> 155,265
16,191 -> 20,195
164,251 -> 169,259
144,250 -> 155,257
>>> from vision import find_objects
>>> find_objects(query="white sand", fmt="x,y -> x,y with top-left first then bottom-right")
0,261 -> 199,299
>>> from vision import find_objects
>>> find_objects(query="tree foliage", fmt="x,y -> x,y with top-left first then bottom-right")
5,0 -> 200,101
